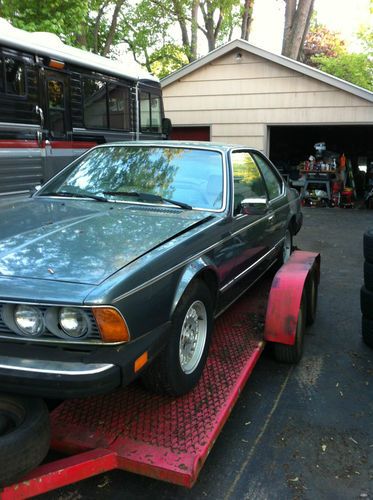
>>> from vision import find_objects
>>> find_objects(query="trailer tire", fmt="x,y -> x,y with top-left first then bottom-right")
360,286 -> 373,320
279,227 -> 293,267
364,261 -> 373,291
274,293 -> 306,363
362,316 -> 373,348
142,280 -> 213,396
0,394 -> 50,487
363,229 -> 373,264
306,270 -> 318,326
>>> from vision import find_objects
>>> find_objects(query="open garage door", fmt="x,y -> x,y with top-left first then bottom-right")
269,125 -> 373,195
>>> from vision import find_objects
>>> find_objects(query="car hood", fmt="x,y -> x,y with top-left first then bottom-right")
0,198 -> 211,285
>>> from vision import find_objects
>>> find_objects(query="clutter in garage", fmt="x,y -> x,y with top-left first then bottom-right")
284,142 -> 357,208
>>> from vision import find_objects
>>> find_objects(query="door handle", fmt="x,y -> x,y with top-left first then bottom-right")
268,214 -> 275,222
35,106 -> 44,147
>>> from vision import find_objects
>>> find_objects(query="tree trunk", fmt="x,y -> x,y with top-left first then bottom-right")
102,0 -> 125,56
93,1 -> 108,53
282,0 -> 296,54
282,0 -> 314,60
240,0 -> 254,40
190,0 -> 199,61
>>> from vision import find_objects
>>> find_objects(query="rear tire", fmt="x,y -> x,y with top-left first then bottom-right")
362,316 -> 373,348
0,394 -> 50,487
274,293 -> 306,363
364,261 -> 373,291
363,229 -> 373,264
142,280 -> 213,396
360,285 -> 373,320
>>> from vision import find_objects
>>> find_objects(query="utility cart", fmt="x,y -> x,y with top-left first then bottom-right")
0,251 -> 320,499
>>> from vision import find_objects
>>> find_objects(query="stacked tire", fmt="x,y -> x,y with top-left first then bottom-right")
361,229 -> 373,348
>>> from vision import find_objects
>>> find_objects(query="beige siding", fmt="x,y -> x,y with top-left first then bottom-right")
165,91 -> 371,111
165,107 -> 373,125
163,76 -> 341,97
162,48 -> 373,151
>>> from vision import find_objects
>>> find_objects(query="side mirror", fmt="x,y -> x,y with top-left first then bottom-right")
240,197 -> 268,215
162,117 -> 172,138
29,183 -> 43,196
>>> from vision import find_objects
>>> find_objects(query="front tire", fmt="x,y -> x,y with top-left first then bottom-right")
142,281 -> 213,396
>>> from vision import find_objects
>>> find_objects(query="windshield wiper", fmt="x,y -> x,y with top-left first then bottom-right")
103,191 -> 192,210
39,191 -> 108,202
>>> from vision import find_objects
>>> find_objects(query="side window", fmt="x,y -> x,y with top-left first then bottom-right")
140,92 -> 162,133
140,91 -> 151,131
4,57 -> 26,96
108,83 -> 130,130
83,78 -> 108,129
252,153 -> 282,200
232,152 -> 267,215
48,79 -> 65,137
150,95 -> 161,132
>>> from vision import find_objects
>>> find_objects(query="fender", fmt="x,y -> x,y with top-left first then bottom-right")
264,251 -> 320,345
171,256 -> 218,315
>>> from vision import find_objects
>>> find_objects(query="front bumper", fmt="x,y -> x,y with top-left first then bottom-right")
0,355 -> 120,398
0,321 -> 170,398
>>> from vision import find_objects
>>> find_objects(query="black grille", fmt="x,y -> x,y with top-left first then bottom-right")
0,303 -> 101,342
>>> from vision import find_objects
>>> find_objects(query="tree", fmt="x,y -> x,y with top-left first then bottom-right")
0,0 -> 257,77
149,44 -> 189,79
302,19 -> 346,66
307,1 -> 373,91
0,0 -> 89,45
240,0 -> 254,40
282,0 -> 315,60
313,52 -> 373,91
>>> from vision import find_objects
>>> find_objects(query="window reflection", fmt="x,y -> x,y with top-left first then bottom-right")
42,146 -> 224,210
5,57 -> 26,95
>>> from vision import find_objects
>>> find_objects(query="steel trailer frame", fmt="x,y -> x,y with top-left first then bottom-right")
1,251 -> 320,499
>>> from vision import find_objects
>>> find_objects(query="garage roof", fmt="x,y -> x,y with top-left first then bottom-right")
161,39 -> 373,104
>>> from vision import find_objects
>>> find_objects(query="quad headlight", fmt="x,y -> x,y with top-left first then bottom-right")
58,307 -> 90,338
1,303 -> 129,343
14,305 -> 44,336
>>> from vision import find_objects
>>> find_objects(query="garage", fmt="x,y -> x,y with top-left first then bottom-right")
162,39 -> 373,206
269,124 -> 373,196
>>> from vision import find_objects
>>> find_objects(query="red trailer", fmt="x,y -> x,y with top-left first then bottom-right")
0,251 -> 320,499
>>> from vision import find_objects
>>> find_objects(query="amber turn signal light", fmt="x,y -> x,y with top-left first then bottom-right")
48,58 -> 65,70
92,307 -> 130,343
134,352 -> 148,373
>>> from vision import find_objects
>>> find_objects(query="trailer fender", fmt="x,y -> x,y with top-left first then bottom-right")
264,251 -> 320,346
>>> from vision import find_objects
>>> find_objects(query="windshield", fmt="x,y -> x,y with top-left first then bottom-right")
40,146 -> 225,211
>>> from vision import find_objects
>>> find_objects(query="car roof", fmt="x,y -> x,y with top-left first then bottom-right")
95,141 -> 259,153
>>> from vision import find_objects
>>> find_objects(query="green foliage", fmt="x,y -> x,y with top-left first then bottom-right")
0,0 -> 88,45
149,44 -> 189,79
0,0 -> 253,77
313,52 -> 373,91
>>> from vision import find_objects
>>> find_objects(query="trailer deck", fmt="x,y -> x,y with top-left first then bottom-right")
1,251 -> 320,499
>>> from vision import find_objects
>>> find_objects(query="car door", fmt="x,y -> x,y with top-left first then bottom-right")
44,70 -> 72,179
217,150 -> 274,305
251,151 -> 288,249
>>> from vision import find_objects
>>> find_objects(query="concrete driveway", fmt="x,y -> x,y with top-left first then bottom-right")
34,207 -> 373,499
